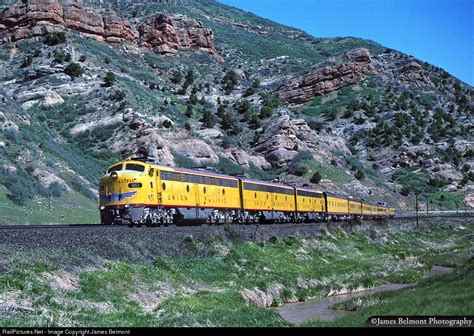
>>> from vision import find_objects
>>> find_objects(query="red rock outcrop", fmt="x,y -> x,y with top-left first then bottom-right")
0,0 -> 137,43
278,48 -> 376,105
138,13 -> 223,61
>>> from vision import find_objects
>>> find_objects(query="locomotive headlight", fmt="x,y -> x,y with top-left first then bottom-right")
110,172 -> 119,180
100,206 -> 105,210
125,204 -> 130,208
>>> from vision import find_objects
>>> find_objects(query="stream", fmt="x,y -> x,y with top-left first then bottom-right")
277,266 -> 454,325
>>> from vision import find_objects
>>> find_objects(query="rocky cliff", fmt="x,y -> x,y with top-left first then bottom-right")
0,0 -> 136,42
138,13 -> 222,61
278,48 -> 376,105
0,0 -> 221,60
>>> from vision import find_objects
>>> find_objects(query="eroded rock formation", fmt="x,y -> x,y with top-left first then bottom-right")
0,0 -> 137,43
138,13 -> 223,61
278,48 -> 376,105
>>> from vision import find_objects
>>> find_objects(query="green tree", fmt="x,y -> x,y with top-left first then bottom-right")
64,62 -> 84,78
310,171 -> 322,184
170,71 -> 182,84
185,104 -> 193,118
201,108 -> 215,128
103,71 -> 116,87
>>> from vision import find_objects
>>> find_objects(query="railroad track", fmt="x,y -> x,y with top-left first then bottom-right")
0,213 -> 471,231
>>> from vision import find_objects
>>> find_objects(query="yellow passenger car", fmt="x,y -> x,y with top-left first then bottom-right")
325,193 -> 349,219
241,179 -> 295,222
295,188 -> 325,221
348,199 -> 362,217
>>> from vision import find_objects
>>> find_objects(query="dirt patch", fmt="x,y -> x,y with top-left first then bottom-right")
42,271 -> 78,291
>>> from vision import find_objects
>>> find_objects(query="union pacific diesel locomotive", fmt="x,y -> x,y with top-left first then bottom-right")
99,157 -> 396,225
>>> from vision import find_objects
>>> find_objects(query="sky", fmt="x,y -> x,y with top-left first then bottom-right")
219,0 -> 473,86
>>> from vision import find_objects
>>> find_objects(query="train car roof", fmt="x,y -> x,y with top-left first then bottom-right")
241,178 -> 294,189
296,186 -> 324,193
324,192 -> 351,200
173,167 -> 238,180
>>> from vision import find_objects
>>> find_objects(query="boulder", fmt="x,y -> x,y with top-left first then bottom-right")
40,91 -> 64,107
32,168 -> 69,190
172,139 -> 219,165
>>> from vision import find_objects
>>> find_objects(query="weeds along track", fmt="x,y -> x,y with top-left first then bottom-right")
0,213 -> 471,231
0,217 -> 470,276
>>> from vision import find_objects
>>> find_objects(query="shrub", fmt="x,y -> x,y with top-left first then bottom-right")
20,55 -> 33,68
170,71 -> 182,84
331,159 -> 337,167
48,182 -> 65,197
103,71 -> 116,87
53,51 -> 68,64
64,62 -> 84,78
308,120 -> 323,131
201,108 -> 215,128
185,104 -> 193,118
222,70 -> 238,94
44,32 -> 66,46
114,90 -> 126,101
400,186 -> 410,196
310,171 -> 322,184
355,170 -> 365,180
79,55 -> 87,62
295,165 -> 308,176
259,106 -> 273,119
288,151 -> 312,175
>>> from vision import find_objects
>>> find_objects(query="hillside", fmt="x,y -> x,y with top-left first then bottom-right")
0,0 -> 472,223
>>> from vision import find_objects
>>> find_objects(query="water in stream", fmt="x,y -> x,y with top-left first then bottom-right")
277,266 -> 454,325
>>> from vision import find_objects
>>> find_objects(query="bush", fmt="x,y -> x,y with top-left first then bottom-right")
355,170 -> 365,180
201,108 -> 215,128
170,71 -> 182,84
115,90 -> 126,101
53,51 -> 68,64
288,151 -> 312,175
308,120 -> 323,131
20,55 -> 33,68
295,165 -> 308,176
103,71 -> 116,87
64,62 -> 84,78
44,32 -> 66,46
400,186 -> 411,196
310,171 -> 322,184
259,106 -> 273,119
48,182 -> 65,197
79,55 -> 87,62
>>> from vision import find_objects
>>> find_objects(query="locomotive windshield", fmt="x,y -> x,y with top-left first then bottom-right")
125,163 -> 145,172
107,164 -> 122,174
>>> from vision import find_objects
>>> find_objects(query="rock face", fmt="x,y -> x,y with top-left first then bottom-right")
0,0 -> 137,43
138,13 -> 222,61
278,48 -> 376,105
398,61 -> 430,84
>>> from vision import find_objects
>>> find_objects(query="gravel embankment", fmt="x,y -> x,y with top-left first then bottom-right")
0,218 -> 458,275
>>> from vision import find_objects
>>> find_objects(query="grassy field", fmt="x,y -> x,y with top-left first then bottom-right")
0,186 -> 99,224
0,220 -> 471,326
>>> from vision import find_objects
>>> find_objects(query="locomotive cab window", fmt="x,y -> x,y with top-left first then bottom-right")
125,164 -> 145,172
107,164 -> 122,174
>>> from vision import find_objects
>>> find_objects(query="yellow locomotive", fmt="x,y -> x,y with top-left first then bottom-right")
99,157 -> 396,225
